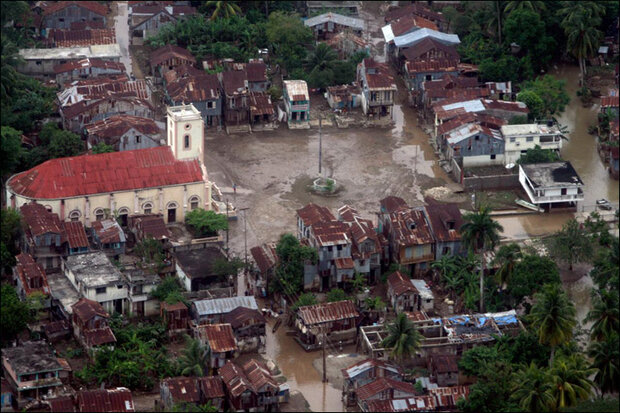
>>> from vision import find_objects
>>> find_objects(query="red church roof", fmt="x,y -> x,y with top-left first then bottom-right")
8,146 -> 203,200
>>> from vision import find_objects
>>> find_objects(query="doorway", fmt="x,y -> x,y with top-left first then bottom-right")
168,207 -> 176,223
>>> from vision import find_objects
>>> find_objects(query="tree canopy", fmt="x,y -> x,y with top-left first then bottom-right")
185,209 -> 228,237
270,233 -> 317,295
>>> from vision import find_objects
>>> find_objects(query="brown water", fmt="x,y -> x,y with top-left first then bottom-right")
264,320 -> 345,412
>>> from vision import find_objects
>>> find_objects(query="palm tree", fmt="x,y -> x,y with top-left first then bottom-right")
588,332 -> 620,395
440,271 -> 464,300
504,1 -> 546,15
585,289 -> 620,341
178,335 -> 210,377
528,284 -> 577,366
431,255 -> 457,284
381,313 -> 423,362
485,1 -> 506,45
492,243 -> 522,290
205,0 -> 241,20
549,354 -> 596,409
304,42 -> 337,73
510,362 -> 555,412
563,14 -> 603,81
460,206 -> 503,312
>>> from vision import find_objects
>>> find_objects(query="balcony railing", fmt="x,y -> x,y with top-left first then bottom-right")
290,104 -> 309,111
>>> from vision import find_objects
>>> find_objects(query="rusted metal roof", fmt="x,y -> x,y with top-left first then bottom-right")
388,271 -> 418,297
54,58 -> 125,74
601,95 -> 619,108
249,91 -> 274,117
283,80 -> 309,101
72,298 -> 109,322
77,387 -> 134,412
20,202 -> 63,236
297,203 -> 336,227
386,3 -> 444,23
222,70 -> 248,95
334,257 -> 355,269
423,198 -> 463,243
59,77 -> 150,106
198,376 -> 225,399
8,146 -> 203,199
243,359 -> 278,392
405,311 -> 429,322
389,207 -> 435,247
312,221 -> 350,246
219,361 -> 252,397
15,253 -> 50,296
130,214 -> 171,241
250,242 -> 278,274
436,113 -> 477,136
84,326 -> 117,347
161,377 -> 200,404
195,323 -> 238,353
297,300 -> 359,326
425,87 -> 489,100
405,59 -> 459,74
44,319 -> 71,335
356,377 -> 416,401
92,219 -> 125,244
43,1 -> 108,17
429,386 -> 470,409
391,14 -> 437,37
46,28 -> 116,47
222,306 -> 266,330
70,20 -> 105,30
163,64 -> 204,83
47,396 -> 76,413
431,355 -> 458,373
482,99 -> 528,113
166,70 -> 220,103
380,196 -> 408,214
402,37 -> 458,61
150,45 -> 196,67
361,58 -> 397,90
246,62 -> 267,83
86,114 -> 160,139
62,221 -> 89,249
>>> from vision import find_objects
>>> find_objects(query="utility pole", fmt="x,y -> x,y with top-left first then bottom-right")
225,198 -> 229,258
322,325 -> 327,383
318,115 -> 322,176
239,207 -> 249,270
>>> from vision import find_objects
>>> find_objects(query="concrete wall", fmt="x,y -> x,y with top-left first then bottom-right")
463,173 -> 520,191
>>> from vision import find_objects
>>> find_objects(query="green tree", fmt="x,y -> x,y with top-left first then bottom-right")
205,1 -> 242,20
265,12 -> 313,74
460,206 -> 504,312
351,273 -> 367,295
517,145 -> 562,164
549,354 -> 596,410
1,126 -> 24,177
503,8 -> 556,72
529,284 -> 577,366
504,1 -> 546,15
185,208 -> 228,237
270,233 -> 317,295
1,283 -> 32,345
26,290 -> 48,320
381,313 -> 423,362
91,142 -> 115,154
547,218 -> 594,271
510,362 -> 555,412
458,346 -> 500,377
326,288 -> 349,303
495,331 -> 551,367
507,254 -> 560,305
364,296 -> 386,311
492,243 -> 522,289
521,75 -> 570,118
478,55 -> 519,82
178,335 -> 210,377
585,289 -> 619,341
589,236 -> 619,291
212,257 -> 245,279
291,292 -> 317,311
40,123 -> 83,159
517,90 -> 545,120
587,332 -> 619,395
151,276 -> 184,304
457,360 -> 519,413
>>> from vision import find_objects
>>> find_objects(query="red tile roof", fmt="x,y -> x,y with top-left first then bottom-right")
195,323 -> 238,353
15,253 -> 50,296
46,28 -> 116,47
86,115 -> 160,139
20,202 -> 63,236
72,298 -> 109,322
77,387 -> 134,412
423,199 -> 463,243
297,300 -> 359,326
84,326 -> 117,347
62,221 -> 89,249
150,45 -> 196,67
388,271 -> 417,296
43,1 -> 108,17
198,376 -> 225,399
297,203 -> 336,227
161,377 -> 200,404
601,95 -> 619,108
8,146 -> 204,200
356,377 -> 416,401
54,58 -> 125,74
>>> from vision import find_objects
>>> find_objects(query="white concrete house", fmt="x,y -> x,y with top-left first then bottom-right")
519,162 -> 584,210
501,124 -> 564,165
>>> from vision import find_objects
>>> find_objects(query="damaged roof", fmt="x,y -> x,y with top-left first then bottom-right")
194,323 -> 238,353
402,37 -> 459,61
150,45 -> 196,67
222,70 -> 248,95
311,221 -> 350,246
54,58 -> 125,74
342,358 -> 401,380
405,59 -> 459,74
1,341 -> 62,375
249,91 -> 274,117
66,252 -> 123,288
92,219 -> 126,245
14,253 -> 50,296
198,376 -> 225,399
297,300 -> 359,326
166,69 -> 220,103
20,202 -> 63,236
161,377 -> 200,404
361,58 -> 397,90
446,123 -> 502,146
304,12 -> 365,31
62,221 -> 89,249
77,387 -> 134,412
46,28 -> 116,47
86,115 -> 160,139
423,198 -> 463,243
356,377 -> 417,401
250,242 -> 278,274
380,196 -> 409,214
388,207 -> 435,247
72,297 -> 109,322
388,271 -> 418,297
297,203 -> 336,227
246,62 -> 268,83
283,80 -> 309,101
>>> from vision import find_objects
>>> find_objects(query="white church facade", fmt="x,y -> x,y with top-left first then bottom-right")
6,104 -> 212,226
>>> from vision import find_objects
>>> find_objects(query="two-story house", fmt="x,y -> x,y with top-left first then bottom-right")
193,323 -> 238,371
295,300 -> 359,350
71,298 -> 117,352
519,161 -> 585,212
221,70 -> 251,134
249,242 -> 278,298
91,218 -> 126,259
249,91 -> 276,131
219,359 -> 280,412
423,198 -> 464,260
54,58 -> 125,86
444,123 -> 504,167
308,221 -> 354,291
379,197 -> 435,276
41,1 -> 108,30
342,359 -> 402,407
1,342 -> 63,409
63,251 -> 128,315
20,203 -> 65,274
387,271 -> 422,313
13,253 -> 51,304
297,203 -> 336,240
85,115 -> 164,152
121,267 -> 161,318
150,45 -> 196,79
357,58 -> 397,122
246,62 -> 269,92
501,123 -> 565,165
164,65 -> 222,129
62,221 -> 90,256
159,376 -> 224,411
337,205 -> 382,283
222,306 -> 266,353
282,80 -> 310,129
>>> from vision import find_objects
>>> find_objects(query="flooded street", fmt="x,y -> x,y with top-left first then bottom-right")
553,64 -> 619,207
113,1 -> 133,75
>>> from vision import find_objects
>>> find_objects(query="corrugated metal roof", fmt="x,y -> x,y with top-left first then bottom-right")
388,271 -> 417,296
388,207 -> 435,247
222,306 -> 265,329
72,298 -> 109,322
15,253 -> 50,296
8,146 -> 204,199
195,323 -> 237,353
342,358 -> 401,380
393,28 -> 460,48
423,200 -> 463,243
601,95 -> 619,108
446,123 -> 501,145
192,296 -> 258,316
304,12 -> 365,31
54,58 -> 125,74
77,387 -> 134,412
250,242 -> 278,274
62,221 -> 89,249
84,326 -> 117,347
283,80 -> 309,100
198,376 -> 225,399
297,300 -> 358,326
249,91 -> 274,116
86,115 -> 160,139
43,1 -> 108,17
389,15 -> 437,38
46,28 -> 116,47
150,45 -> 195,67
297,203 -> 336,227
161,377 -> 200,404
92,219 -> 126,244
356,377 -> 416,401
20,202 -> 63,236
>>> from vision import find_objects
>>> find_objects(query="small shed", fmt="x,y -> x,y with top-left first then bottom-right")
160,301 -> 189,335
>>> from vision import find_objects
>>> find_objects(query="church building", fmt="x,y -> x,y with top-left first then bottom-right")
6,105 -> 212,226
